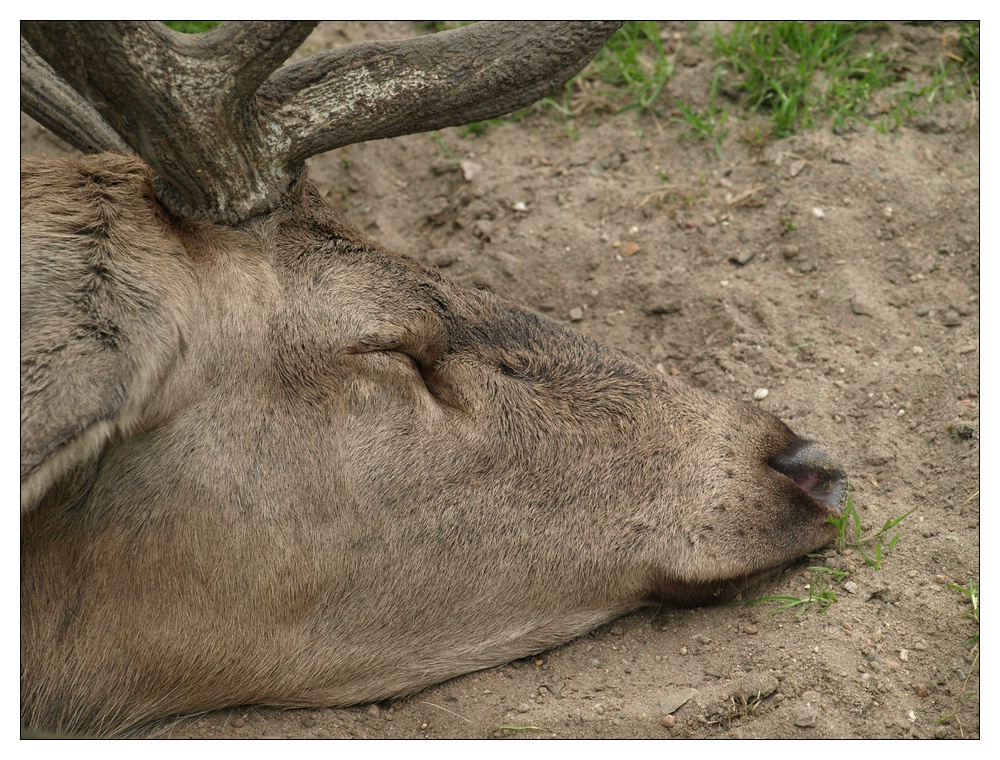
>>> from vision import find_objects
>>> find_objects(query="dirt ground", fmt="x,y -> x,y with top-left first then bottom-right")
21,22 -> 979,739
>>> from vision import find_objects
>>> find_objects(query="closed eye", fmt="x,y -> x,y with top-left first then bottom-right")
370,349 -> 465,413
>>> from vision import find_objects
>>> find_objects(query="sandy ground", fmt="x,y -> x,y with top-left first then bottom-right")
21,22 -> 979,739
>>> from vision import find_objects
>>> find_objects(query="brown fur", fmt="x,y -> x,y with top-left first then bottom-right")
21,154 -> 845,736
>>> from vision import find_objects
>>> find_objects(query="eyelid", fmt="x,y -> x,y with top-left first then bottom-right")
387,349 -> 423,373
348,343 -> 464,413
352,332 -> 443,365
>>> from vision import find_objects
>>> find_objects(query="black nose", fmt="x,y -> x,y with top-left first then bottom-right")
770,440 -> 847,514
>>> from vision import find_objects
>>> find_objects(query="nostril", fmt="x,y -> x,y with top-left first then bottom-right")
790,470 -> 822,493
771,440 -> 848,514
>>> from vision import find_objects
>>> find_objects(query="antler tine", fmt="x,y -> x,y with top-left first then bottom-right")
21,21 -> 318,222
265,22 -> 623,165
187,22 -> 319,104
20,36 -> 130,155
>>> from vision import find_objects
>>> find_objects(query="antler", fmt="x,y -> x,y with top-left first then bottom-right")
21,37 -> 130,155
21,21 -> 620,223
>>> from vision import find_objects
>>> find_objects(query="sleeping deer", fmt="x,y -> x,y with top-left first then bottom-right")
20,22 -> 846,736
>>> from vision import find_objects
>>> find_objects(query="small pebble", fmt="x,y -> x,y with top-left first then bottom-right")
792,707 -> 818,727
753,388 -> 769,400
569,307 -> 584,322
915,684 -> 929,698
743,624 -> 759,635
517,703 -> 530,713
899,649 -> 909,662
658,689 -> 696,715
460,160 -> 482,182
661,714 -> 676,728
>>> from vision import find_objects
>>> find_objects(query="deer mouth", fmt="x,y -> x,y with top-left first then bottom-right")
650,440 -> 847,609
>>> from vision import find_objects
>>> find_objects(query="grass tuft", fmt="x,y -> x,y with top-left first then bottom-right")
711,22 -> 902,136
948,580 -> 980,646
827,494 -> 913,569
589,22 -> 673,114
745,567 -> 843,616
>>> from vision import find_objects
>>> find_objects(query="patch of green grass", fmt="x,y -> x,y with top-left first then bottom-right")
163,21 -> 222,34
711,21 -> 980,136
828,494 -> 913,569
746,566 -> 844,616
587,21 -> 672,114
948,580 -> 980,646
712,22 -> 905,136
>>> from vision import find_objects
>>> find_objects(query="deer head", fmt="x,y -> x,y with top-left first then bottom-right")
20,22 -> 846,736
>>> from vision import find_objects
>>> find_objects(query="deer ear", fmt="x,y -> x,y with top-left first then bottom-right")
20,156 -> 189,512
